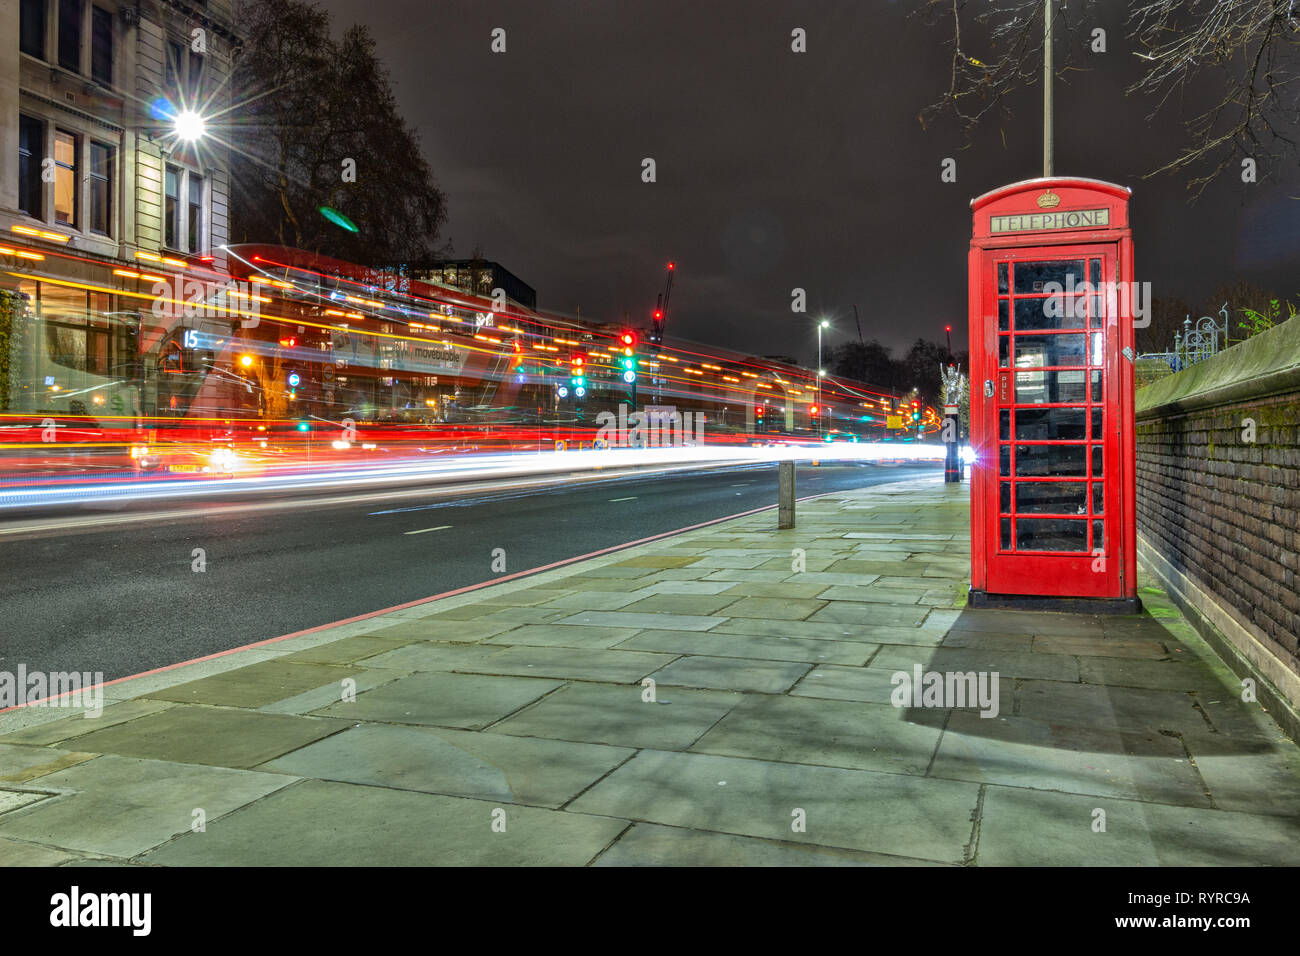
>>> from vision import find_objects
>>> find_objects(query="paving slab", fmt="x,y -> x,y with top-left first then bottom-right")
612,554 -> 703,569
593,822 -> 947,867
491,682 -> 740,751
142,661 -> 364,709
450,645 -> 677,684
554,610 -> 725,632
628,581 -> 739,596
261,723 -> 633,808
0,743 -> 96,783
569,749 -> 981,863
0,698 -> 174,747
809,602 -> 931,628
279,634 -> 416,665
476,607 -> 571,626
648,656 -> 809,693
691,695 -> 945,775
1179,732 -> 1300,817
931,711 -> 1212,807
939,631 -> 1034,652
0,755 -> 295,858
944,610 -> 1105,638
715,597 -> 828,621
1017,680 -> 1210,735
313,672 -> 565,730
0,836 -> 82,866
870,645 -> 1081,683
353,642 -> 507,672
616,629 -> 877,665
258,669 -> 407,716
1077,657 -> 1229,693
619,594 -> 742,616
707,617 -> 879,642
357,618 -> 520,644
56,705 -> 347,769
536,591 -> 646,611
483,623 -> 644,650
138,779 -> 627,866
1030,634 -> 1169,660
792,665 -> 1014,716
976,784 -> 1300,866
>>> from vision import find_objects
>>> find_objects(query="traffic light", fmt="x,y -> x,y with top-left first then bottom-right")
278,336 -> 296,348
809,405 -> 818,416
569,353 -> 586,395
911,400 -> 920,422
618,331 -> 638,383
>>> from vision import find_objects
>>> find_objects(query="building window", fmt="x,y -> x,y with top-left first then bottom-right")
91,5 -> 112,85
18,115 -> 45,217
188,51 -> 204,100
166,40 -> 184,94
54,130 -> 78,227
90,141 -> 113,235
187,174 -> 203,253
20,0 -> 46,58
58,0 -> 84,73
164,165 -> 180,249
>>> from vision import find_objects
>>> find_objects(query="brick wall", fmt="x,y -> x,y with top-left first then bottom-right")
1135,318 -> 1300,717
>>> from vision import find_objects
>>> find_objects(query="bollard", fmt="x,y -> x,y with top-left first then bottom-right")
944,405 -> 961,482
778,460 -> 795,529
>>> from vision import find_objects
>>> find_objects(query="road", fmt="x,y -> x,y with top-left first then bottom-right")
0,462 -> 938,680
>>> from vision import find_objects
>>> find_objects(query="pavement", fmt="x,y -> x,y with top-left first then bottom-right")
0,462 -> 933,679
1,473 -> 1298,866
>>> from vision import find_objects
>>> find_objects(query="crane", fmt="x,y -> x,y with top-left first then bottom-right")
650,261 -> 675,346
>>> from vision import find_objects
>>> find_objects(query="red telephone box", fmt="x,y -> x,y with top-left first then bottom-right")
967,177 -> 1140,612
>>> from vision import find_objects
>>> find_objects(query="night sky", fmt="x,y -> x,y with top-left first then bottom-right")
314,0 -> 1297,366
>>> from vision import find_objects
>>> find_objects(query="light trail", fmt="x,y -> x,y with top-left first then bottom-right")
0,441 -> 960,512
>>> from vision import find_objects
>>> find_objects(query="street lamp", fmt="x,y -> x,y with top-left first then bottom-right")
817,319 -> 829,438
173,110 -> 207,142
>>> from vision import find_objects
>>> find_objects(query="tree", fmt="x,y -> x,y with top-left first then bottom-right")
901,338 -> 953,411
228,0 -> 448,267
917,1 -> 1300,198
829,340 -> 900,389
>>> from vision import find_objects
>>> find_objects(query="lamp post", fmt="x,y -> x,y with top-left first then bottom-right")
817,320 -> 829,439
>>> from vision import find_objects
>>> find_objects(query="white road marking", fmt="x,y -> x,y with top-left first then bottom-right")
404,525 -> 452,535
609,496 -> 638,502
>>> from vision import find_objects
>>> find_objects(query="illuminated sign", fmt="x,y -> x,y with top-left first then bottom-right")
989,208 -> 1110,234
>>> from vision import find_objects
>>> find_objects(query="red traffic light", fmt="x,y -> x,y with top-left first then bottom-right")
278,337 -> 296,348
570,354 -> 584,367
667,262 -> 675,271
809,405 -> 819,416
620,331 -> 636,347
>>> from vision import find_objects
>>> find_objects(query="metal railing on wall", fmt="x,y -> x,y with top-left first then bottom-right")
1139,305 -> 1229,374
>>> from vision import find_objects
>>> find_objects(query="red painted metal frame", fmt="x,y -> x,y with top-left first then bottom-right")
967,177 -> 1137,601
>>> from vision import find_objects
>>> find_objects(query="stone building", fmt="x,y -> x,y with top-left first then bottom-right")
0,0 -> 241,418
